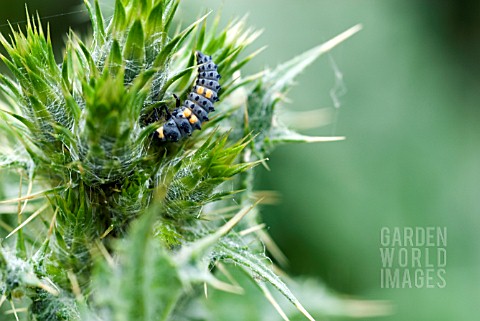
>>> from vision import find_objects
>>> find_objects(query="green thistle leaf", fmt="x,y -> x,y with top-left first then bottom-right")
91,207 -> 182,321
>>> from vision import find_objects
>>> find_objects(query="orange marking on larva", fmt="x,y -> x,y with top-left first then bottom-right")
189,114 -> 198,124
205,89 -> 213,99
156,126 -> 165,139
183,108 -> 192,117
196,86 -> 205,95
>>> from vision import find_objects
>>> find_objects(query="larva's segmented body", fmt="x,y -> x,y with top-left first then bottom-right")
155,51 -> 221,142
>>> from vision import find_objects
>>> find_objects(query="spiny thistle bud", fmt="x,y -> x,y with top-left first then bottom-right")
0,1 -> 383,321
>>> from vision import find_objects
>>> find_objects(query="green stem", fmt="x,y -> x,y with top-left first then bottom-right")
160,288 -> 182,321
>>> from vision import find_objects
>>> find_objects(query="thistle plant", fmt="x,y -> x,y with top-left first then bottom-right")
0,1 -> 373,320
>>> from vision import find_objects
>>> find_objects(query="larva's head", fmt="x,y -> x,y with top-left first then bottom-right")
196,51 -> 211,65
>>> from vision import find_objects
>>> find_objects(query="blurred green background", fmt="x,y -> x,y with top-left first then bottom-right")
2,1 -> 479,320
